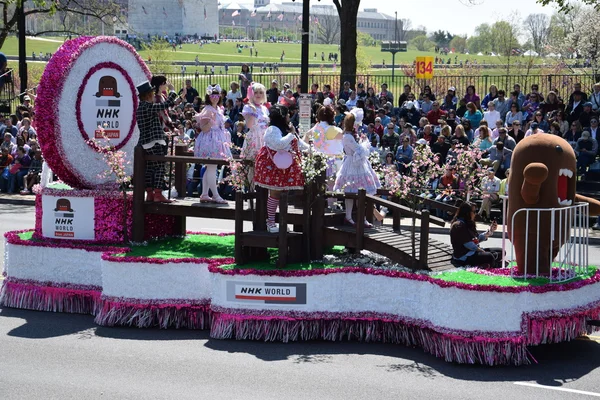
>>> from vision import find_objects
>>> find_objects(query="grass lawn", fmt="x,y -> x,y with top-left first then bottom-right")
433,266 -> 598,286
2,36 -> 546,66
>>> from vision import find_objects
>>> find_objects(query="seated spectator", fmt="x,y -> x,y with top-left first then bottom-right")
499,168 -> 510,197
227,82 -> 242,102
427,101 -> 447,125
549,121 -> 562,136
232,120 -> 246,149
591,83 -> 600,113
431,135 -> 450,164
0,147 -> 13,192
450,202 -> 500,267
505,103 -> 523,127
435,167 -> 459,218
379,83 -> 393,104
566,90 -> 585,124
346,91 -> 358,109
507,120 -> 525,143
483,101 -> 501,129
525,122 -> 544,137
531,111 -> 549,132
473,125 -> 493,151
553,110 -> 569,134
398,84 -> 412,106
540,91 -> 563,116
494,128 -> 516,151
1,117 -> 18,140
1,132 -> 15,153
339,81 -> 353,101
463,85 -> 481,110
477,168 -> 501,221
17,117 -> 36,142
481,84 -> 498,110
564,120 -> 583,145
440,93 -> 456,112
373,117 -> 384,137
491,119 -> 504,140
453,124 -> 471,147
488,141 -> 512,175
456,99 -> 468,120
377,108 -> 391,126
395,137 -> 414,173
420,85 -> 436,102
420,94 -> 434,115
322,84 -> 335,100
365,123 -> 379,146
521,93 -> 541,121
463,102 -> 483,131
7,146 -> 30,194
21,151 -> 42,194
381,123 -> 401,153
575,131 -> 598,174
579,102 -> 598,129
588,117 -> 599,140
445,86 -> 457,106
419,124 -> 437,145
493,90 -> 511,121
400,123 -> 417,146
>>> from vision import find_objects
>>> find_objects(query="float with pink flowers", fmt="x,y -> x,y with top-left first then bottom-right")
2,36 -> 600,367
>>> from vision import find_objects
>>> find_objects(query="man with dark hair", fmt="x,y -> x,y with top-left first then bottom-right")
136,79 -> 183,203
398,84 -> 412,107
566,91 -> 585,124
179,79 -> 199,104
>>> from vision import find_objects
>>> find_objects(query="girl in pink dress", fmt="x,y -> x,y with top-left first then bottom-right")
194,84 -> 232,204
254,105 -> 309,233
241,82 -> 269,159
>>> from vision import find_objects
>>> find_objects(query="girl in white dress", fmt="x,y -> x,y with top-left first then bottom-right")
333,113 -> 381,227
194,84 -> 232,204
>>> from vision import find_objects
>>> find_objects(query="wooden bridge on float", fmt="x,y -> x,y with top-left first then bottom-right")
131,145 -> 455,271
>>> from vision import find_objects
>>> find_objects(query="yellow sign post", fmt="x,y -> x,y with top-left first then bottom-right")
415,56 -> 434,79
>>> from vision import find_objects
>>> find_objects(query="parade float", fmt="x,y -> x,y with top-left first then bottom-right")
2,37 -> 600,366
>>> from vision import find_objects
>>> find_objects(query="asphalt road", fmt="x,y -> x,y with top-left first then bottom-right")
2,204 -> 600,400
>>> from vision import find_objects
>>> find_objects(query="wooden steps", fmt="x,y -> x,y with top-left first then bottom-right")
324,225 -> 454,272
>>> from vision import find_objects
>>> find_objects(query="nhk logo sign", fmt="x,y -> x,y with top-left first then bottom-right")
227,282 -> 307,305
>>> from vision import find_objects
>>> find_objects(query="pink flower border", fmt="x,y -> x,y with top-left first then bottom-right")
208,263 -> 600,294
36,36 -> 150,189
75,61 -> 138,152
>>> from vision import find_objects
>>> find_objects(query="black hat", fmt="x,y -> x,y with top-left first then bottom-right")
137,81 -> 153,95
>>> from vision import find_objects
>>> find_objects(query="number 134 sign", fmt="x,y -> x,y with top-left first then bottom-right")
415,57 -> 434,79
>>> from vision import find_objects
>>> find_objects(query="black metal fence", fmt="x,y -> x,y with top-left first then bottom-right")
161,72 -> 598,105
1,71 -> 598,116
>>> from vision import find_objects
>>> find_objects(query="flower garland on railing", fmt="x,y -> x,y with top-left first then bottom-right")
301,148 -> 329,186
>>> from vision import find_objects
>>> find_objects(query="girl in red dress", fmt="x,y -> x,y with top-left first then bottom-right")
254,105 -> 309,233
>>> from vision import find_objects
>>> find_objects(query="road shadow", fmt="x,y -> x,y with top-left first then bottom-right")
3,306 -> 599,386
0,307 -> 96,339
204,336 -> 600,385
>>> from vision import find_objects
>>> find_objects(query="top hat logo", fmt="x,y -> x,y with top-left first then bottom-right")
95,75 -> 121,98
54,198 -> 74,212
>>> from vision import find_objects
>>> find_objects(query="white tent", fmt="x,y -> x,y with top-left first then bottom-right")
477,52 -> 483,56
523,50 -> 539,56
490,52 -> 498,57
546,52 -> 560,58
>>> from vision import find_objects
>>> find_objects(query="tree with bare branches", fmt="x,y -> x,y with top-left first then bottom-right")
0,0 -> 123,49
524,13 -> 550,55
315,6 -> 340,44
397,18 -> 412,42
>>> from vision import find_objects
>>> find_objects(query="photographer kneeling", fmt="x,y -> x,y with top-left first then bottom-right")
450,202 -> 502,268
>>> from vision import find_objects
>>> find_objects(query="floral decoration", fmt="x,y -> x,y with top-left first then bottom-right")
35,36 -> 150,189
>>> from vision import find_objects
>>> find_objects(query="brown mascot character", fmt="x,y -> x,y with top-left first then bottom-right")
508,134 -> 600,275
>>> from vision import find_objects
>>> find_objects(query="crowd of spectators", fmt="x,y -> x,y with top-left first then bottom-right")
1,93 -> 43,195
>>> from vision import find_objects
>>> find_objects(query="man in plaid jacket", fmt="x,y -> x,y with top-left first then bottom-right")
136,80 -> 185,202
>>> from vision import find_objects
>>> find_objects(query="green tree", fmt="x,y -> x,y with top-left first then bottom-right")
0,0 -> 122,48
410,35 -> 435,51
449,35 -> 467,53
430,30 -> 453,48
357,31 -> 375,47
466,23 -> 493,54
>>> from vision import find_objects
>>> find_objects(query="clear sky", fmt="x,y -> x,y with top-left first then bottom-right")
270,0 -> 558,36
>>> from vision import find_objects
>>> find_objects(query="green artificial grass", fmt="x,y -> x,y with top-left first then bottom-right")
434,266 -> 598,287
18,231 -> 34,240
219,261 -> 341,271
123,234 -> 237,259
42,182 -> 73,190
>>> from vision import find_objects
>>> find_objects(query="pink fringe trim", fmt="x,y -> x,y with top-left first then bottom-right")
94,297 -> 211,329
0,280 -> 101,315
210,313 -> 530,366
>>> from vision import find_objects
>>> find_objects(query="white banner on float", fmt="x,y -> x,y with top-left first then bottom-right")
41,196 -> 95,240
